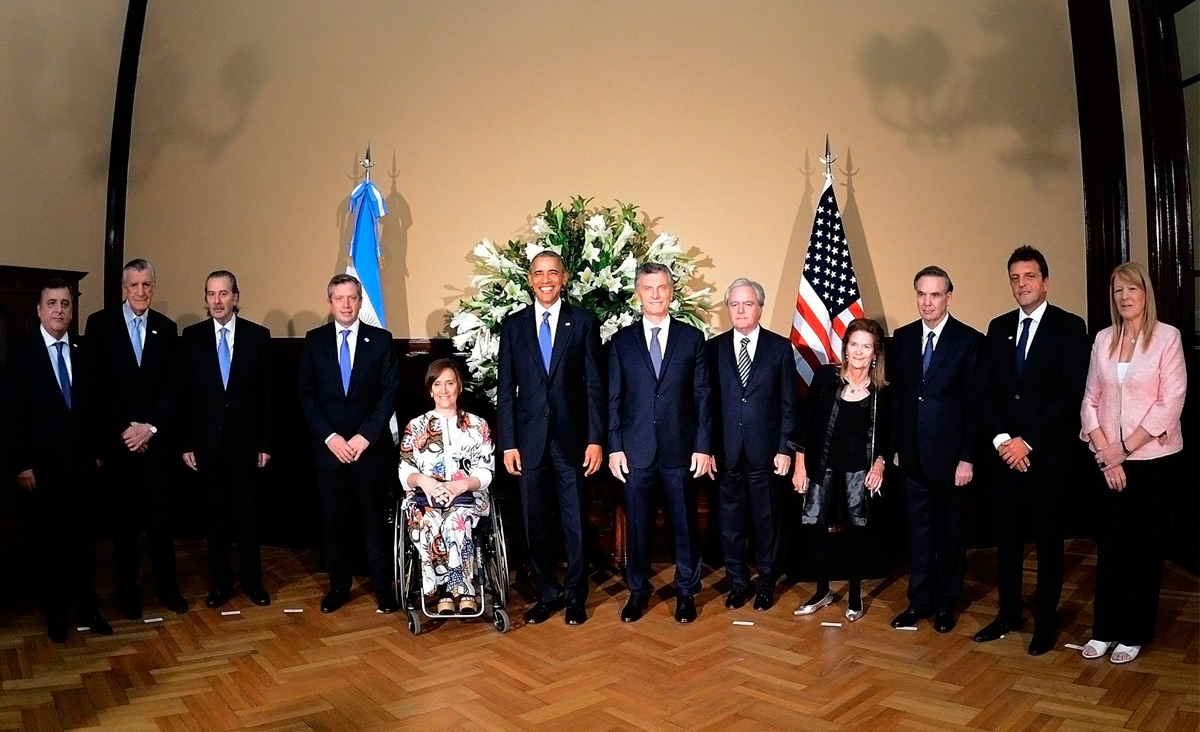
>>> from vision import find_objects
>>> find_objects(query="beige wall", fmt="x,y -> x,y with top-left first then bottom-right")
123,1 -> 1083,337
0,0 -> 126,317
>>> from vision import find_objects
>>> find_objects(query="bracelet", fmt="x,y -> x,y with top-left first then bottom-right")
1121,440 -> 1132,457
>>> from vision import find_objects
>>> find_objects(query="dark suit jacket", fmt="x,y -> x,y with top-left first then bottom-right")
84,305 -> 179,457
1,332 -> 101,478
707,327 -> 797,470
891,315 -> 983,482
496,302 -> 605,460
178,317 -> 276,465
979,304 -> 1089,459
296,321 -> 398,471
608,318 -> 712,469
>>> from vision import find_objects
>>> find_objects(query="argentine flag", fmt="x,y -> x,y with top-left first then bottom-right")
346,178 -> 388,328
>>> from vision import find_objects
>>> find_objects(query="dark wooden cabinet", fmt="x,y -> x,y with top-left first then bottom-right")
0,265 -> 88,374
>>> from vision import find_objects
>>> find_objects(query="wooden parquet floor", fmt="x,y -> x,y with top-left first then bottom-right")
1,537 -> 1196,731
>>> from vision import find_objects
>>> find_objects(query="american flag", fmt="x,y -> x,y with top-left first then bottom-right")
790,171 -> 865,393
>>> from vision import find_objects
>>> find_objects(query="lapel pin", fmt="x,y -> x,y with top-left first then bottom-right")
565,322 -> 571,327
151,330 -> 158,335
364,337 -> 370,343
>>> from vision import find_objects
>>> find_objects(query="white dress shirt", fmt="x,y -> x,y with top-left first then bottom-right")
40,325 -> 72,391
335,318 -> 361,369
732,324 -> 761,362
534,299 -> 562,347
921,312 -> 950,353
214,313 -> 236,353
123,300 -> 147,350
642,314 -> 671,353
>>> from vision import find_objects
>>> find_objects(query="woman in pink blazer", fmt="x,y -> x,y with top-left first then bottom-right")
1079,262 -> 1187,665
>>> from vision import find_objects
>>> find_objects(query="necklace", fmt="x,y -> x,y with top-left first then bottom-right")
846,380 -> 869,394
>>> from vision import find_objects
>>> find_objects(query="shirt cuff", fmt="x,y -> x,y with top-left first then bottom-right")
324,433 -> 337,445
992,433 -> 1011,449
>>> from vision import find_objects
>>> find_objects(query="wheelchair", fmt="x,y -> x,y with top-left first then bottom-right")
392,491 -> 512,635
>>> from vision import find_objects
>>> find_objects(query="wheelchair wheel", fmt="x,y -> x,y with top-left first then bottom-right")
492,608 -> 510,633
485,505 -> 511,607
406,609 -> 422,635
394,500 -> 416,606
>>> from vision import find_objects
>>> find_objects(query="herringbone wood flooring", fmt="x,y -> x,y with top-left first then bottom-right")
1,538 -> 1196,731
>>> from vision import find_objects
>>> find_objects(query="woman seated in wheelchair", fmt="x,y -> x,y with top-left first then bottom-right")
398,358 -> 494,615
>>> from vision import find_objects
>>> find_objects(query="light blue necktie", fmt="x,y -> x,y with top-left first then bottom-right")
130,317 -> 144,366
1014,317 -> 1032,378
538,311 -> 552,373
55,342 -> 72,410
650,327 -> 663,378
218,327 -> 231,389
340,329 -> 352,394
921,331 -> 935,377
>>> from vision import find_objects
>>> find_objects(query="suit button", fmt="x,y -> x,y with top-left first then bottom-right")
1015,394 -> 1021,400
741,398 -> 747,402
739,422 -> 743,426
918,396 -> 924,402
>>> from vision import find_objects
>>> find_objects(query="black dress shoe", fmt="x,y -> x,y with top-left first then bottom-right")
524,600 -> 561,625
120,590 -> 142,621
933,608 -> 956,634
890,607 -> 931,629
48,622 -> 68,644
675,596 -> 697,623
1027,625 -> 1057,656
564,603 -> 587,625
377,596 -> 399,614
246,588 -> 271,607
753,588 -> 775,612
972,616 -> 1021,643
725,587 -> 750,610
80,612 -> 113,637
206,588 -> 233,609
160,592 -> 190,614
621,596 -> 648,623
320,588 -> 349,614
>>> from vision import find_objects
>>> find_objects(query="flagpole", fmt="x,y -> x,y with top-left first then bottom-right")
819,134 -> 837,176
359,142 -> 374,182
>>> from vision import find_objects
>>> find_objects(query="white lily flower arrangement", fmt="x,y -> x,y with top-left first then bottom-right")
452,196 -> 713,401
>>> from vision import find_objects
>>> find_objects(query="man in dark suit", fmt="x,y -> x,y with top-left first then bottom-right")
497,250 -> 605,626
297,273 -> 399,614
974,246 -> 1089,655
1,279 -> 113,642
707,278 -> 795,612
888,266 -> 982,634
179,270 -> 275,609
609,262 -> 713,623
86,258 -> 187,618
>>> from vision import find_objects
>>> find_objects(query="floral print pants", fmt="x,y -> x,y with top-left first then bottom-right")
406,504 -> 478,597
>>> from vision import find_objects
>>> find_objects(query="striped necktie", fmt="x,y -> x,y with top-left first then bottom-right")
737,336 -> 751,387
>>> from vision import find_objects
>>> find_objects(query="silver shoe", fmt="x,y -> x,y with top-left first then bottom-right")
793,591 -> 834,616
845,604 -> 865,622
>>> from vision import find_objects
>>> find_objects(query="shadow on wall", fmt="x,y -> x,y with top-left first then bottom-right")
128,42 -> 264,186
262,309 -> 326,338
770,148 -> 818,335
839,148 -> 887,332
855,0 -> 1077,180
3,9 -> 122,183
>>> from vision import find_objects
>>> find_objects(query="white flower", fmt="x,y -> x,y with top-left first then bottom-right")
613,221 -> 636,253
617,311 -> 636,328
600,315 -> 620,342
584,214 -> 606,243
596,266 -> 622,293
472,238 -> 506,270
647,232 -> 682,261
531,216 -> 552,237
615,255 -> 637,279
525,242 -> 548,263
450,310 -> 484,337
581,240 -> 601,264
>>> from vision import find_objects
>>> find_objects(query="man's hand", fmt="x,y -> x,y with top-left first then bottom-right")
609,451 -> 629,483
347,434 -> 370,460
998,437 -> 1030,472
182,452 -> 198,471
327,434 -> 356,464
257,453 -> 271,468
16,469 -> 36,491
691,453 -> 713,479
582,444 -> 603,477
954,460 -> 974,487
122,422 -> 154,452
1103,464 -> 1127,492
503,449 -> 522,476
773,453 -> 792,477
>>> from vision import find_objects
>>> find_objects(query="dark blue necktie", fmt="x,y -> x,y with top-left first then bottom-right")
339,329 -> 352,394
649,327 -> 663,378
539,311 -> 552,373
218,327 -> 231,388
1014,317 -> 1032,378
55,342 -> 72,410
921,331 -> 935,377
